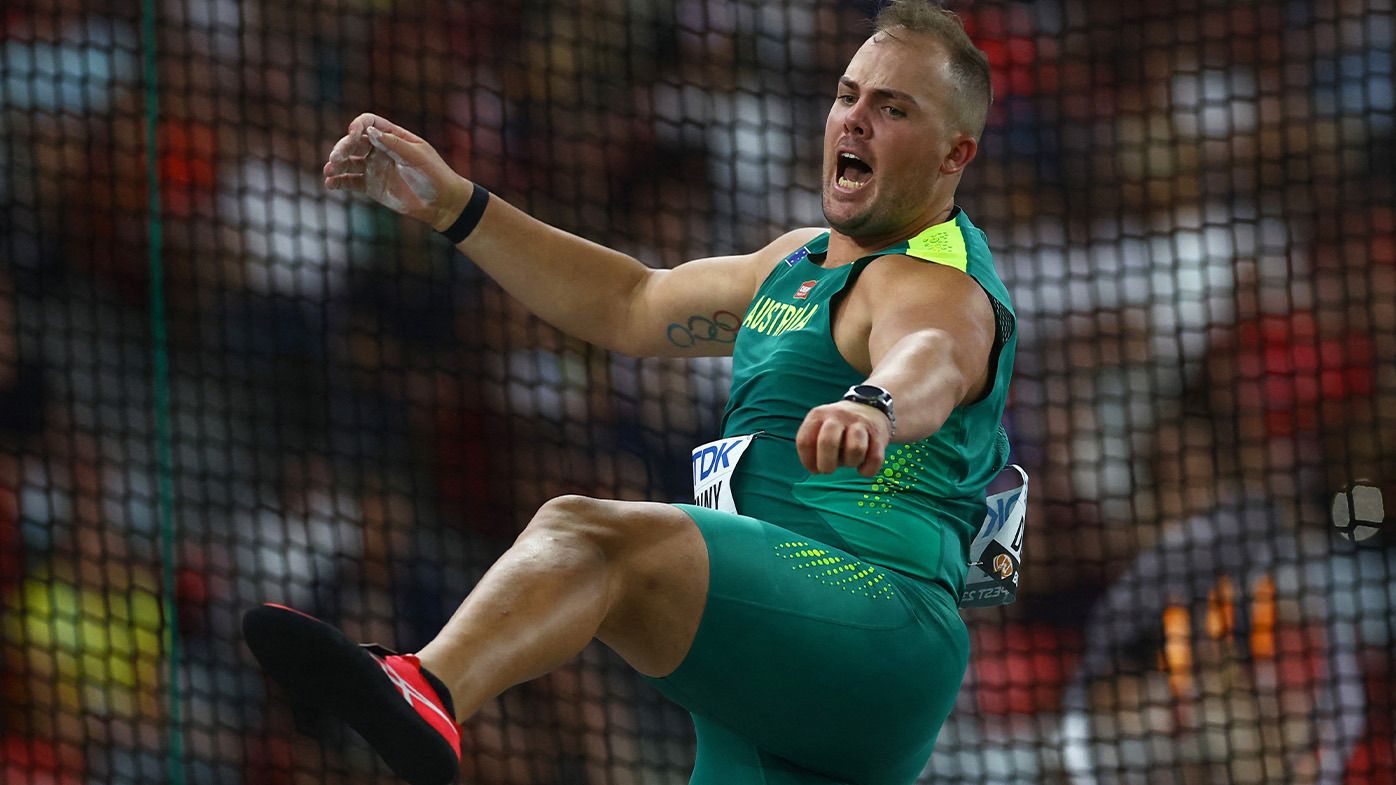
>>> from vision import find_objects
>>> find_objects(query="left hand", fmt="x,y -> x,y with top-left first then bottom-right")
795,401 -> 892,477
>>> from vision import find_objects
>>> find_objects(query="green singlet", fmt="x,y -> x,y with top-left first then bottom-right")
650,209 -> 1017,785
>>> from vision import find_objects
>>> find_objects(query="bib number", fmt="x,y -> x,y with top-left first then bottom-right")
690,434 -> 757,514
961,464 -> 1028,608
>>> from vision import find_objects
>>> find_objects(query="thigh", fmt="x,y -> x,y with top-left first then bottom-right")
652,504 -> 969,785
552,497 -> 710,678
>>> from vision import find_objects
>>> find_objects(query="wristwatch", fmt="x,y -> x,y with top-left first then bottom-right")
842,384 -> 896,436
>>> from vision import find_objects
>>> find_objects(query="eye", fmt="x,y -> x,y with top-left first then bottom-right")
836,93 -> 856,105
884,106 -> 906,118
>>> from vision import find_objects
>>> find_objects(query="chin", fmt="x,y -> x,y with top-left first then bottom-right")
821,193 -> 849,225
821,201 -> 870,235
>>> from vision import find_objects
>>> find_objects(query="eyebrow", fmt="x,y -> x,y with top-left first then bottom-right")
838,76 -> 920,107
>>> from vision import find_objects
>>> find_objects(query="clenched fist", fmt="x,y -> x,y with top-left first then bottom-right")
795,400 -> 893,477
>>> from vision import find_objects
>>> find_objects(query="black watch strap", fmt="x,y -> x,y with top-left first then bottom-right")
842,384 -> 896,436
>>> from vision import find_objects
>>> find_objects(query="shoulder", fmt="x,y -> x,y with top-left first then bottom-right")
860,252 -> 983,296
739,225 -> 826,286
861,209 -> 1004,317
753,227 -> 826,264
853,254 -> 996,333
900,212 -> 987,272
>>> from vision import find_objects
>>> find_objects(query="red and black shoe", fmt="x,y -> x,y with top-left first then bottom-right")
243,604 -> 461,785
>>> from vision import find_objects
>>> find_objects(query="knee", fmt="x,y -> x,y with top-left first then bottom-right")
523,496 -> 686,565
523,495 -> 624,554
530,494 -> 607,532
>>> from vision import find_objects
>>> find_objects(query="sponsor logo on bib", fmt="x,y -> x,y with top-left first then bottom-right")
793,280 -> 818,300
691,434 -> 757,514
961,465 -> 1028,608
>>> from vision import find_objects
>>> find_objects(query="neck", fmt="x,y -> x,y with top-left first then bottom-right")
823,199 -> 955,266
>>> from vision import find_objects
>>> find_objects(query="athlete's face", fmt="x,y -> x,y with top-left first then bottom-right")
822,31 -> 976,238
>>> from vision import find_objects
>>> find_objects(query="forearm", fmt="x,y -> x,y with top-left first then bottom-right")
862,329 -> 971,443
797,260 -> 994,475
449,186 -> 655,354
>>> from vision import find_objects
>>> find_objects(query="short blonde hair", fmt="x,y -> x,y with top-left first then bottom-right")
874,1 -> 992,137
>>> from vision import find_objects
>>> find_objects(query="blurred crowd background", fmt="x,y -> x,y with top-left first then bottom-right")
1,0 -> 1393,783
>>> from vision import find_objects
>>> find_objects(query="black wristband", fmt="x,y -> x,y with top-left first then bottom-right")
438,183 -> 491,244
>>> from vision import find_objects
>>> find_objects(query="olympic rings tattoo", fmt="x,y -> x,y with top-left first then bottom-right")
666,310 -> 741,348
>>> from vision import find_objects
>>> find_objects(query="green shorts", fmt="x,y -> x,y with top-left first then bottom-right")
649,504 -> 970,785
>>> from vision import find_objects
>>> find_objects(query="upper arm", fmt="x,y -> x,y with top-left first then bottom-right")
854,257 -> 998,404
624,227 -> 826,357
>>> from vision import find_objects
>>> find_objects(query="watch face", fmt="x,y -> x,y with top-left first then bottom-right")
852,384 -> 885,400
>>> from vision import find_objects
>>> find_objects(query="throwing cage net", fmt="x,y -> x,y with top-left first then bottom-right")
1,0 -> 1393,783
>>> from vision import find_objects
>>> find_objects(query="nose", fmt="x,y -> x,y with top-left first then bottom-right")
843,99 -> 870,138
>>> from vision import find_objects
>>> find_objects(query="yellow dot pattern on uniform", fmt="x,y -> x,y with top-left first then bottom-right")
861,444 -> 926,515
773,541 -> 896,599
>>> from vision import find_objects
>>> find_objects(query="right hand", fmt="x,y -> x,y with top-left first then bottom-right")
795,400 -> 892,477
323,114 -> 469,231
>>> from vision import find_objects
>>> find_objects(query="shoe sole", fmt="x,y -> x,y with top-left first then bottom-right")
243,605 -> 459,785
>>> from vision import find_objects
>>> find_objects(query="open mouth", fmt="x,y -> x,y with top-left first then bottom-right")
836,152 -> 873,190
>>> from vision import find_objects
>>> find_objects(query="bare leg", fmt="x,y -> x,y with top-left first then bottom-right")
416,495 -> 709,720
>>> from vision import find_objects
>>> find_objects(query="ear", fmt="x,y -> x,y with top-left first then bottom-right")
940,134 -> 978,176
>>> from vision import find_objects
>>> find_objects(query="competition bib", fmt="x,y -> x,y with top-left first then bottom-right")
961,464 -> 1028,607
690,434 -> 757,513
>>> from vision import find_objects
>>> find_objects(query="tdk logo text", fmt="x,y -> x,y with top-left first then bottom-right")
693,440 -> 742,482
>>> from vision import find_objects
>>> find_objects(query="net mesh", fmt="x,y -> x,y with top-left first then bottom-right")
2,0 -> 1394,783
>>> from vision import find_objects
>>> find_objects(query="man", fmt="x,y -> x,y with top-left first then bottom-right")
243,3 -> 1016,784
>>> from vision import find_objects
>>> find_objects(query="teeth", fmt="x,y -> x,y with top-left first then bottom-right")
837,151 -> 868,190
